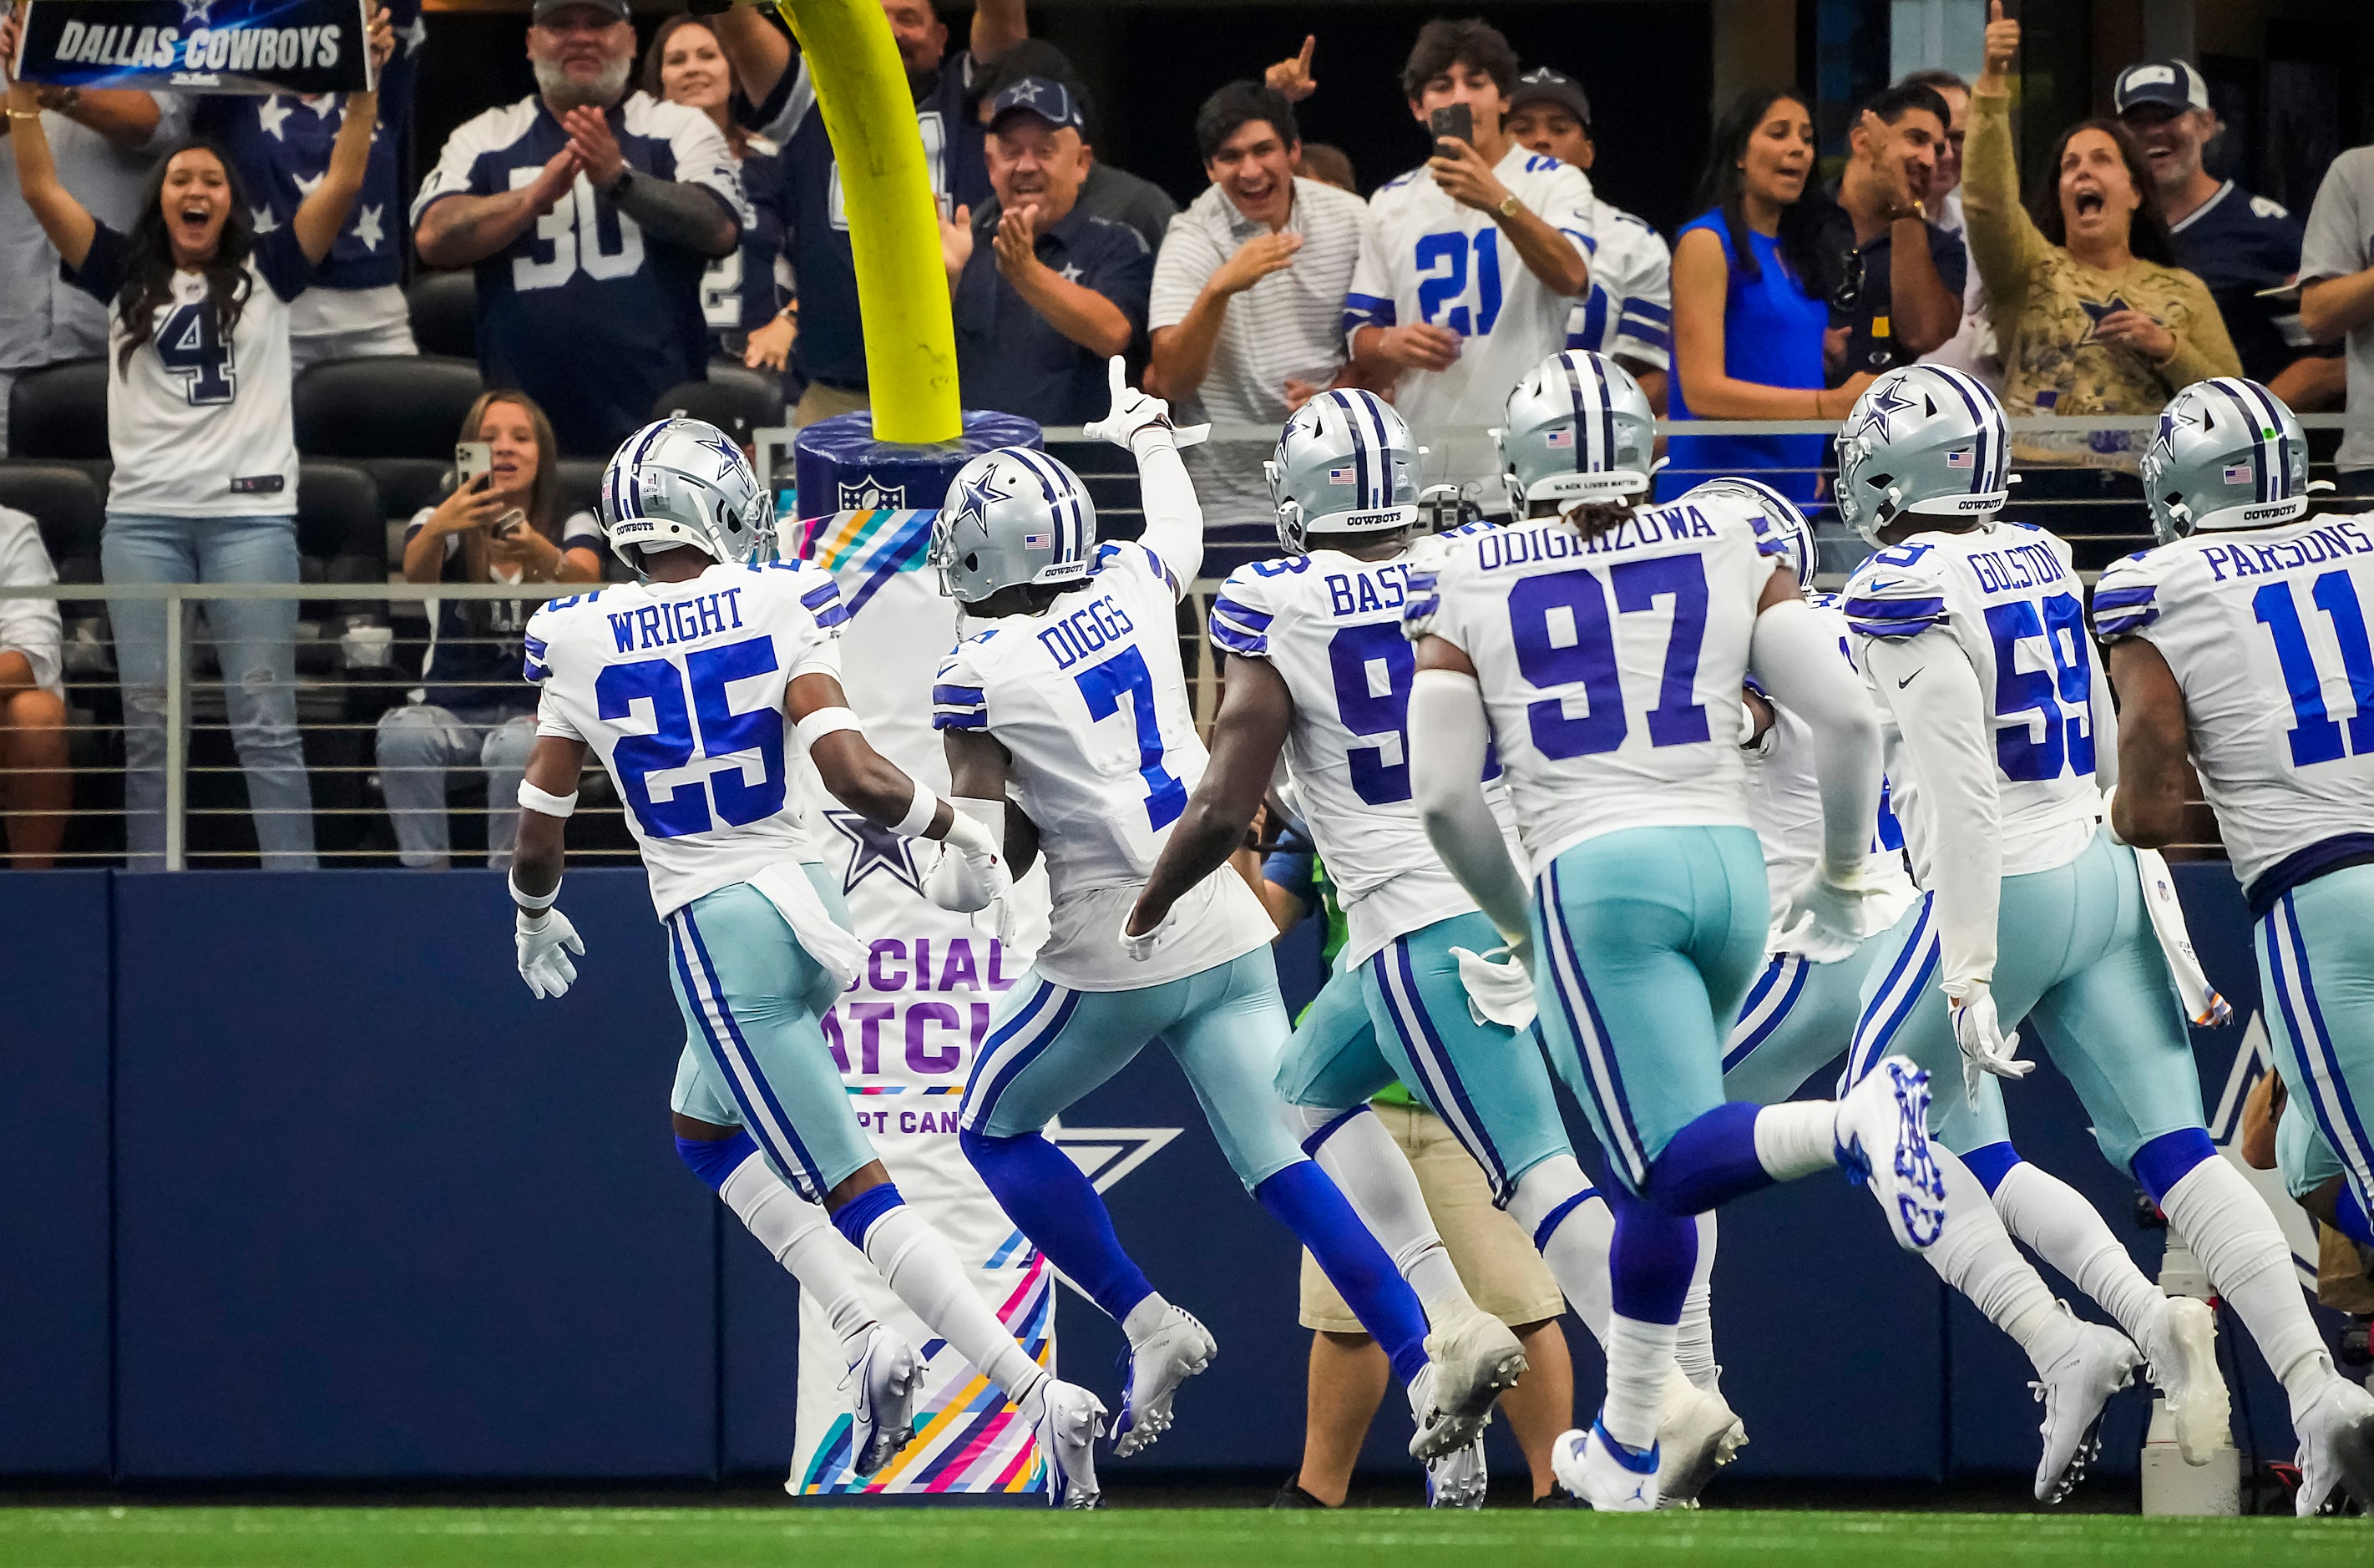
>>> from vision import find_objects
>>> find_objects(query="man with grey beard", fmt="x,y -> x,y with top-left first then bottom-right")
412,0 -> 750,454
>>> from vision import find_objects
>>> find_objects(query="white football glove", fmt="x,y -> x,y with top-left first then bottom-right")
922,810 -> 1009,911
1118,900 -> 1176,963
1450,941 -> 1536,1029
1948,981 -> 2031,1100
1777,867 -> 1881,965
1082,357 -> 1208,452
516,906 -> 585,1000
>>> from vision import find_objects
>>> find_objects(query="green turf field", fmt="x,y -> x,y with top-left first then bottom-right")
0,1507 -> 2366,1568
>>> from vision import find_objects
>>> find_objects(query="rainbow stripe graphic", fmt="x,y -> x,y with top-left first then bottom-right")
796,508 -> 938,615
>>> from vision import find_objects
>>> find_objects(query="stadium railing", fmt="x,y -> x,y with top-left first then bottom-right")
3,412 -> 2363,867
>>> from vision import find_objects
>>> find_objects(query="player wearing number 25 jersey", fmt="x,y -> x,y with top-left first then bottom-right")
1405,359 -> 1936,1510
930,361 -> 1506,1472
2096,376 -> 2374,1515
513,419 -> 1107,1507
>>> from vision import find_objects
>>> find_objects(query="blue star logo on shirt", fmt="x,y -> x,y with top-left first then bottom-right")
825,810 -> 924,895
949,468 -> 1010,534
692,427 -> 742,479
1847,380 -> 1919,442
2078,294 -> 2134,339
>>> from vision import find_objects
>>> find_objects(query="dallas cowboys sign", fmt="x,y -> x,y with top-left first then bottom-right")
12,0 -> 377,96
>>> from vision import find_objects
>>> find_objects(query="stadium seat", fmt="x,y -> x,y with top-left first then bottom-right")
8,357 -> 109,461
296,460 -> 387,585
0,460 -> 105,582
652,366 -> 785,443
406,269 -> 478,360
294,356 -> 484,461
554,458 -> 605,525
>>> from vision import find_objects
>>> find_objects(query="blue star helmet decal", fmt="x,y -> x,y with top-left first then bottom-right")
692,425 -> 742,479
1847,380 -> 1920,442
949,468 -> 1010,534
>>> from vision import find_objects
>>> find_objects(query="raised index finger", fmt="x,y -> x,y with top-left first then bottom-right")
1296,34 -> 1315,72
1108,355 -> 1128,401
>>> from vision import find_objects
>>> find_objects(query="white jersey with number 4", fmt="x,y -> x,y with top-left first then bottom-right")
527,559 -> 848,918
933,540 -> 1272,991
1841,521 -> 2101,886
1409,493 -> 1790,875
1346,147 -> 1593,485
1212,543 -> 1507,966
2092,513 -> 2374,897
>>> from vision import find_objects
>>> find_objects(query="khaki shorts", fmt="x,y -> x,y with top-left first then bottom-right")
1299,1100 -> 1565,1333
792,380 -> 870,428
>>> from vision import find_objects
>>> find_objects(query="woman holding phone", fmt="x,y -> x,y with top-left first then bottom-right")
376,391 -> 600,869
7,6 -> 390,868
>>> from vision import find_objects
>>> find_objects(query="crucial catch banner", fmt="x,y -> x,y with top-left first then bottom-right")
9,0 -> 376,96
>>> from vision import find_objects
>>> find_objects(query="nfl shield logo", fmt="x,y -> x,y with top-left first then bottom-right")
838,478 -> 907,510
2223,462 -> 2254,485
1022,531 -> 1051,549
1945,448 -> 1973,469
1546,428 -> 1575,449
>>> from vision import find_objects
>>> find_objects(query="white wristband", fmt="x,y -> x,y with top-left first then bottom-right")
510,869 -> 560,912
518,780 -> 579,818
797,706 -> 863,746
892,782 -> 940,837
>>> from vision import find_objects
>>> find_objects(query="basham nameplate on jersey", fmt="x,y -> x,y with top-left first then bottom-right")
13,0 -> 377,97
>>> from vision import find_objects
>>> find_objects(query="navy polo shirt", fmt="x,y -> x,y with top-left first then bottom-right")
953,201 -> 1152,424
2169,180 -> 2321,385
1820,197 -> 1967,377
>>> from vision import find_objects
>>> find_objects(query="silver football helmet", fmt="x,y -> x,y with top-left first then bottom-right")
1833,365 -> 2012,544
930,446 -> 1096,604
599,417 -> 775,569
1496,350 -> 1655,513
1686,475 -> 1817,590
1266,389 -> 1421,554
2141,377 -> 2310,544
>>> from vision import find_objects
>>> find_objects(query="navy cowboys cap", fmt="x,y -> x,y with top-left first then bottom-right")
989,77 -> 1086,134
1508,67 -> 1592,132
2114,60 -> 2210,116
532,0 -> 630,21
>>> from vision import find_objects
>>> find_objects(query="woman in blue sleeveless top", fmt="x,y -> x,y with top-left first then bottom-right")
1665,89 -> 1873,507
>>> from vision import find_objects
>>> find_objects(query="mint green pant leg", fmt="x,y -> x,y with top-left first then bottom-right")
1274,959 -> 1395,1110
1531,825 -> 1769,1194
2258,866 -> 2374,1214
1722,935 -> 1890,1105
1162,947 -> 1307,1190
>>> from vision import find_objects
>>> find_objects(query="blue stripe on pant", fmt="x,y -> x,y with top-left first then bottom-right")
2258,867 -> 2374,1216
1719,933 -> 1894,1106
1359,909 -> 1572,1205
664,878 -> 879,1204
1843,832 -> 2207,1173
1528,826 -> 1770,1195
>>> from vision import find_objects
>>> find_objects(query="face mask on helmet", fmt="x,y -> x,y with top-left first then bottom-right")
1833,366 -> 2013,545
598,417 -> 775,574
1268,389 -> 1421,554
930,446 -> 1099,604
1496,351 -> 1656,515
2140,377 -> 2310,544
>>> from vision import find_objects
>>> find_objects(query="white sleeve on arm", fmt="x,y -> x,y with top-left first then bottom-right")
1863,630 -> 2001,994
1747,597 -> 1880,879
2089,670 -> 2120,796
1134,439 -> 1204,593
1409,666 -> 1531,945
0,515 -> 63,696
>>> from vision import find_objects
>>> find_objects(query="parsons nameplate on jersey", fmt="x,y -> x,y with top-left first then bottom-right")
13,0 -> 377,97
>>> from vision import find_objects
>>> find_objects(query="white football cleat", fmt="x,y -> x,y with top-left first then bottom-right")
1835,1055 -> 1949,1251
846,1323 -> 923,1478
2293,1372 -> 2374,1517
2029,1308 -> 2142,1504
1406,1302 -> 1527,1461
1655,1371 -> 1747,1510
1425,1434 -> 1488,1509
1033,1378 -> 1107,1510
1111,1304 -> 1217,1458
2139,1295 -> 2227,1466
1551,1422 -> 1660,1512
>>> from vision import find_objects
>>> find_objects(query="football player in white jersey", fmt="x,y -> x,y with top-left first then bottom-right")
505,419 -> 1106,1507
1343,22 -> 1593,498
1835,365 -> 2374,1515
1403,365 -> 1946,1510
1713,467 -> 2215,1502
1128,365 -> 1742,1507
927,361 -> 1510,1469
2093,376 -> 2374,1513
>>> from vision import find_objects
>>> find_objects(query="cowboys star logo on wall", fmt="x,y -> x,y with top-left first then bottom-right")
825,809 -> 923,895
838,478 -> 907,511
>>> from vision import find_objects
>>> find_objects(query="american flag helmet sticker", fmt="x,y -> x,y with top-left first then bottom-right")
2223,461 -> 2253,484
1546,427 -> 1575,448
1326,465 -> 1355,485
1023,531 -> 1051,549
1945,448 -> 1973,469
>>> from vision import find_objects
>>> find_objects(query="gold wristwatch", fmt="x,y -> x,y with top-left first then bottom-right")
1496,193 -> 1522,220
